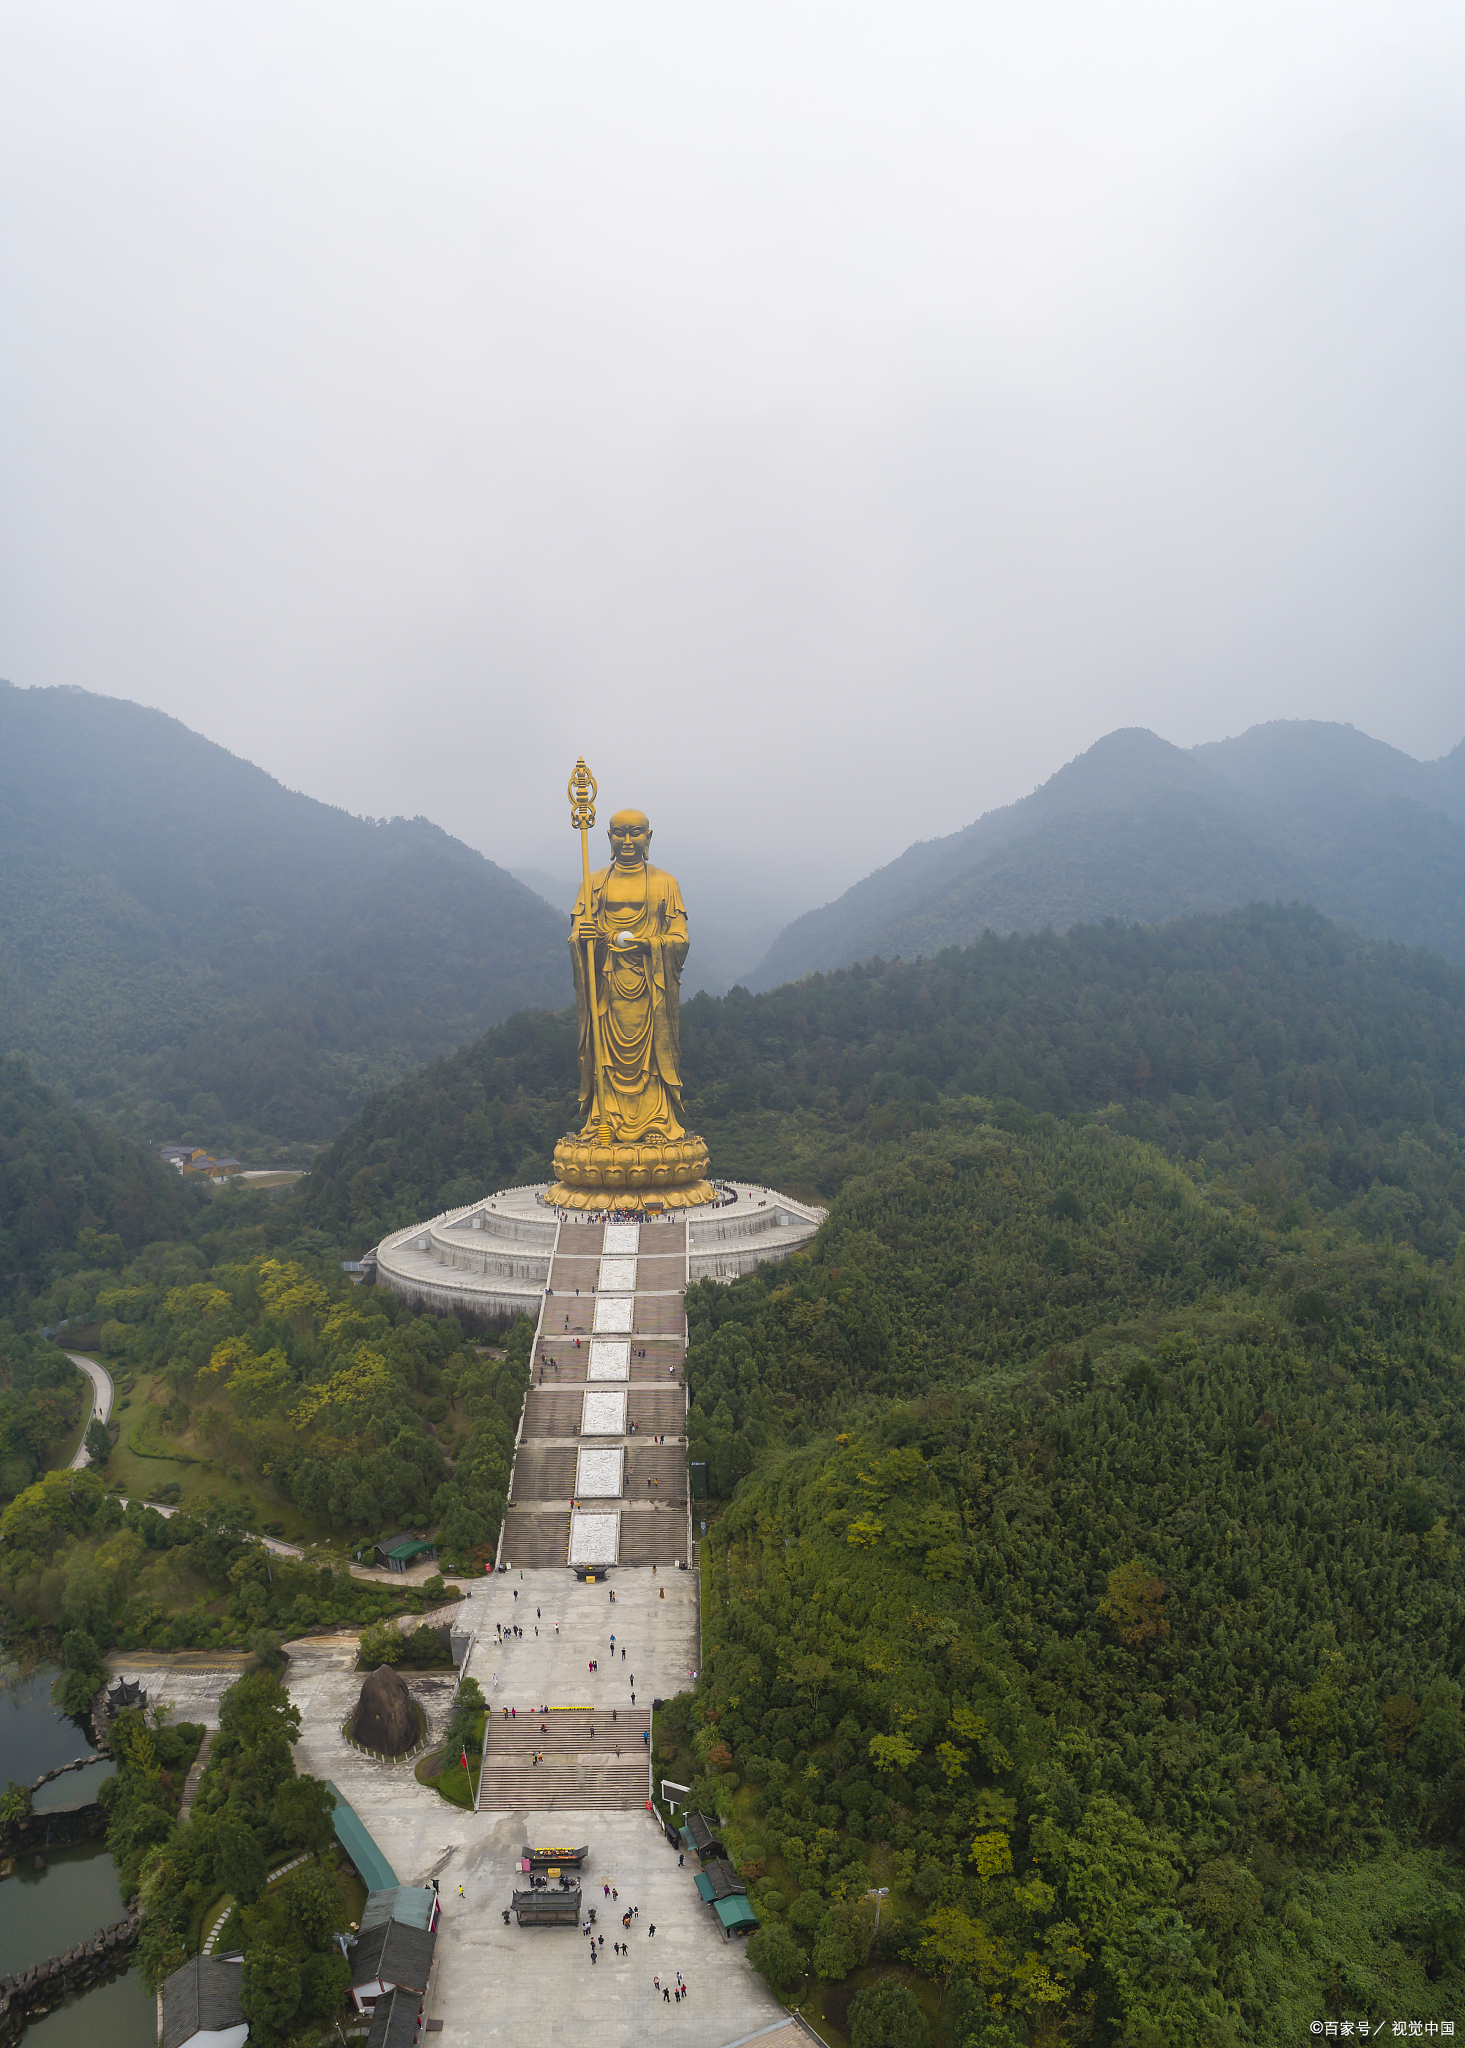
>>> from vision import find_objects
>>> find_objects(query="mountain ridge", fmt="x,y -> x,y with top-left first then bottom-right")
748,719 -> 1465,988
0,681 -> 571,1156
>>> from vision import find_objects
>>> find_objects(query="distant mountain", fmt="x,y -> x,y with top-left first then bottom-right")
511,866 -> 577,914
0,683 -> 571,1156
510,864 -> 774,1000
749,721 -> 1465,988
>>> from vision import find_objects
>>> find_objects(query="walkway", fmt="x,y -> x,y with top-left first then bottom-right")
275,1209 -> 780,2048
499,1217 -> 692,1574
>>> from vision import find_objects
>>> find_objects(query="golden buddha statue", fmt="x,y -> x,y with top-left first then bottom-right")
547,773 -> 714,1210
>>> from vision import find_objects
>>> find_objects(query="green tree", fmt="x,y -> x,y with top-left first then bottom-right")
920,1907 -> 995,2008
850,1980 -> 930,2048
84,1419 -> 112,1467
296,1951 -> 350,2020
278,1859 -> 342,1946
249,1627 -> 287,1673
747,1922 -> 804,1998
53,1627 -> 104,1715
215,1818 -> 267,1904
270,1776 -> 336,1858
241,1942 -> 301,2044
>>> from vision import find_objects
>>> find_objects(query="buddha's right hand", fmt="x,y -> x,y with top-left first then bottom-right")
574,917 -> 599,944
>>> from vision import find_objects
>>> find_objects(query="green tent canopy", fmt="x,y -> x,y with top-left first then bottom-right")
713,1895 -> 758,1935
326,1780 -> 398,1893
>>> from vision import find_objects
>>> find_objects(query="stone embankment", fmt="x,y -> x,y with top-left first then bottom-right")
0,1755 -> 137,2044
0,1756 -> 110,1856
0,1908 -> 143,2047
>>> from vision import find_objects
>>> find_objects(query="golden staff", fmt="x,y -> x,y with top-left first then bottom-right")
568,758 -> 612,1146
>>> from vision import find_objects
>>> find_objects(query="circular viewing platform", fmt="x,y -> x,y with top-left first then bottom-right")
373,1180 -> 825,1323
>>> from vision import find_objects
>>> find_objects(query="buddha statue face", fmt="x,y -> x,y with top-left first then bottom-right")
608,811 -> 652,868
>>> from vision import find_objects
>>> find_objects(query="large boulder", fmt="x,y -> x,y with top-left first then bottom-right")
352,1665 -> 419,1755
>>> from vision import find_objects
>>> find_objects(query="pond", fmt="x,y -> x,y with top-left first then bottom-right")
0,1663 -> 155,2048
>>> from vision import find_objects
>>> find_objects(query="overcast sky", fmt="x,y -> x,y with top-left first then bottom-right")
3,2 -> 1464,954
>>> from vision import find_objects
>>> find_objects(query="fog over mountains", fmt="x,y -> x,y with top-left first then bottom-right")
749,720 -> 1465,989
0,682 -> 570,1154
7,683 -> 1463,1157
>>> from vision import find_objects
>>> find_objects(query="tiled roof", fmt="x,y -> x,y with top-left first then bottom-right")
160,1956 -> 245,2048
350,1916 -> 435,1992
366,1986 -> 422,2048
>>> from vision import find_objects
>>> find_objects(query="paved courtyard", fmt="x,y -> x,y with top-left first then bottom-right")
432,1806 -> 785,2048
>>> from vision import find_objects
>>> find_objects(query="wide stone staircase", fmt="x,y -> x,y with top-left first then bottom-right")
476,1707 -> 651,1811
498,1216 -> 691,1576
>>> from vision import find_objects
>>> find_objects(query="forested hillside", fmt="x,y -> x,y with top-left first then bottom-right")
0,681 -> 570,1159
2,1159 -> 530,1562
1,1057 -> 192,1308
750,720 -> 1465,987
677,1119 -> 1465,2039
304,904 -> 1465,1264
5,881 -> 1465,2039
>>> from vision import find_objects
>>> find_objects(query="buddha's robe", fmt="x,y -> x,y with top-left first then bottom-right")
569,861 -> 689,1142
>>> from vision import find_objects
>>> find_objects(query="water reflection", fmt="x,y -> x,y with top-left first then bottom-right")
0,1842 -> 126,1975
0,1664 -> 152,2048
31,1761 -> 116,1813
19,1966 -> 156,2048
0,1665 -> 94,1783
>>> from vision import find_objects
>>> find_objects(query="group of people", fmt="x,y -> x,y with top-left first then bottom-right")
549,1205 -> 670,1224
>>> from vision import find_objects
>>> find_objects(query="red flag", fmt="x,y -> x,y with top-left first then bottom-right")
461,1746 -> 469,1771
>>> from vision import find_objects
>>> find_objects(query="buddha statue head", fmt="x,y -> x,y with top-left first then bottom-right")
608,810 -> 651,868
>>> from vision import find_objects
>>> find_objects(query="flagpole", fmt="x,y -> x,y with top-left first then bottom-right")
568,758 -> 612,1146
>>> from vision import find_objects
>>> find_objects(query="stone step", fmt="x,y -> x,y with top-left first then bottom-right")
498,1509 -> 570,1568
528,1358 -> 685,1387
617,1518 -> 691,1569
626,1444 -> 686,1489
510,1445 -> 576,1502
483,1710 -> 650,1750
521,1388 -> 686,1439
476,1757 -> 647,1811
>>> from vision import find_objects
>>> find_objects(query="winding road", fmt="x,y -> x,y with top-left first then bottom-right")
58,1351 -> 437,1578
64,1351 -> 114,1469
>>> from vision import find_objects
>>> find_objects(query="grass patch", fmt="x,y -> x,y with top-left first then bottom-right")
191,1891 -> 232,1956
417,1713 -> 485,1807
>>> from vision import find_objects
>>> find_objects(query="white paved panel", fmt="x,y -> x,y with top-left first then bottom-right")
582,1389 -> 628,1435
602,1223 -> 641,1254
110,1664 -> 245,1728
575,1446 -> 623,1497
593,1294 -> 634,1334
598,1257 -> 637,1292
568,1513 -> 619,1566
588,1340 -> 630,1381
